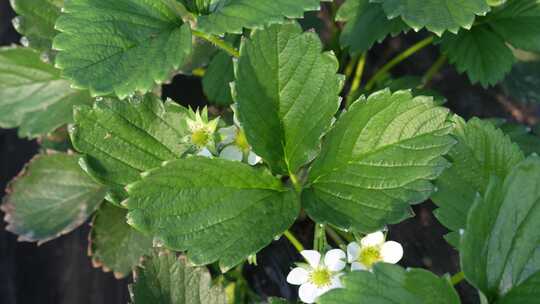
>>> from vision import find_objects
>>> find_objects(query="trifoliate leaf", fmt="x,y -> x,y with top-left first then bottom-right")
196,0 -> 327,35
1,153 -> 106,244
502,60 -> 540,104
371,0 -> 489,36
125,157 -> 299,271
488,0 -> 540,53
202,51 -> 234,105
89,203 -> 153,278
70,94 -> 191,205
234,22 -> 343,175
461,156 -> 540,301
336,0 -> 408,55
130,250 -> 227,304
304,89 -> 455,232
497,271 -> 540,304
10,0 -> 62,54
439,25 -> 515,87
318,263 -> 460,304
53,0 -> 192,98
0,47 -> 92,139
432,117 -> 524,247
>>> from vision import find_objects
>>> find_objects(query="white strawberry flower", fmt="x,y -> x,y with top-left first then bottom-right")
346,231 -> 403,271
217,106 -> 261,165
287,249 -> 346,303
185,107 -> 219,156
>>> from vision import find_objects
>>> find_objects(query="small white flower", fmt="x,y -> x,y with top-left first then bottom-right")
287,249 -> 346,303
347,231 -> 403,271
185,107 -> 219,150
217,123 -> 261,165
196,147 -> 213,158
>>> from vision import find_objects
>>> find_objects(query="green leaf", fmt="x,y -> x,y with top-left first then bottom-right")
130,250 -> 227,304
502,60 -> 540,104
234,22 -> 343,175
196,0 -> 327,35
498,122 -> 540,156
202,51 -> 234,105
336,0 -> 408,55
89,203 -> 153,278
125,157 -> 299,271
1,153 -> 106,244
53,0 -> 192,98
487,0 -> 540,53
497,271 -> 540,304
318,263 -> 460,304
303,89 -> 455,232
439,25 -> 516,87
0,47 -> 92,138
371,0 -> 489,35
461,155 -> 540,301
70,94 -> 191,205
10,0 -> 63,54
432,117 -> 524,247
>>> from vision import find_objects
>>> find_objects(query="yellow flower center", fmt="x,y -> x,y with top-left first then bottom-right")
191,129 -> 209,147
359,246 -> 382,269
235,129 -> 250,152
309,268 -> 332,287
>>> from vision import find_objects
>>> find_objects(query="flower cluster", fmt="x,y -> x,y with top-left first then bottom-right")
287,231 -> 403,303
185,106 -> 261,165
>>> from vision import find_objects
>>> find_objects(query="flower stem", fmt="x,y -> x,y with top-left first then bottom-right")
345,52 -> 367,107
365,36 -> 434,91
421,54 -> 447,88
284,230 -> 305,252
325,226 -> 346,247
289,173 -> 302,194
451,271 -> 465,285
192,29 -> 240,58
314,224 -> 328,252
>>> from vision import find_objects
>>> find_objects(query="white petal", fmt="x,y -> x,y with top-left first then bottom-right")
360,231 -> 385,247
286,267 -> 309,285
197,148 -> 213,158
324,249 -> 346,272
298,283 -> 318,304
351,262 -> 367,271
219,145 -> 243,162
381,241 -> 403,264
247,151 -> 262,165
301,250 -> 321,268
347,242 -> 360,263
218,126 -> 236,145
329,274 -> 344,289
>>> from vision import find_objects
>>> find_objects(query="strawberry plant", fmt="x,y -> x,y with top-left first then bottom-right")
1,0 -> 539,303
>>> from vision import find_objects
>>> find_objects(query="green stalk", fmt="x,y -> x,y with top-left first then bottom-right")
345,52 -> 367,107
284,230 -> 304,252
421,54 -> 447,87
192,29 -> 240,58
451,271 -> 465,285
365,36 -> 434,91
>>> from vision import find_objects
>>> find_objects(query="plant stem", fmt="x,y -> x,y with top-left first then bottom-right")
289,173 -> 302,194
192,29 -> 240,58
314,224 -> 328,252
345,52 -> 367,107
365,36 -> 434,91
325,226 -> 346,246
451,271 -> 465,285
284,230 -> 304,252
421,54 -> 447,87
